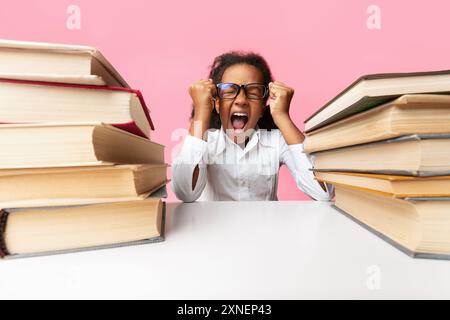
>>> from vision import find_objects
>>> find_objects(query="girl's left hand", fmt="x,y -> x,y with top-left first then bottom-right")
268,81 -> 294,119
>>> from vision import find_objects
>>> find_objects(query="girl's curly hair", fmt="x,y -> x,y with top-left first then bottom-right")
191,51 -> 278,130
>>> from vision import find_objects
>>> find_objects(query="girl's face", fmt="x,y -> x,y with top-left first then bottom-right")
214,63 -> 265,142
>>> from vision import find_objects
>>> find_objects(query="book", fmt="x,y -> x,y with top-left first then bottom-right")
314,171 -> 450,197
0,198 -> 165,259
333,185 -> 450,259
0,123 -> 165,169
0,78 -> 154,138
0,164 -> 168,208
304,70 -> 450,133
0,39 -> 129,87
311,134 -> 450,176
304,94 -> 450,153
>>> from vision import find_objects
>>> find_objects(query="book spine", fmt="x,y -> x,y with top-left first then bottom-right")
0,209 -> 9,258
133,90 -> 155,130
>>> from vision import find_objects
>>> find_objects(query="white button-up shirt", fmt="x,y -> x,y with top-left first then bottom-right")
172,127 -> 334,202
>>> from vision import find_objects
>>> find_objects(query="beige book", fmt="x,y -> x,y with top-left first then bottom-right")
0,164 -> 168,208
334,185 -> 450,259
0,39 -> 129,87
304,70 -> 450,132
0,79 -> 153,138
314,171 -> 450,197
312,134 -> 450,176
0,123 -> 164,169
0,198 -> 165,259
304,95 -> 450,153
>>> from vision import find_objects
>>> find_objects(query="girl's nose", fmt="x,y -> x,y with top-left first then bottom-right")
234,87 -> 249,105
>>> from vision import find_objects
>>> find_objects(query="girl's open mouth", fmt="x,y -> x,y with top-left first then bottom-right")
230,112 -> 249,133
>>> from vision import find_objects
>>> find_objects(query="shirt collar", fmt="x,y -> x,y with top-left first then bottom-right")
215,125 -> 273,156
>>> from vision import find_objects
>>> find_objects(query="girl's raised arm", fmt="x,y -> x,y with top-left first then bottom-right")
172,79 -> 216,202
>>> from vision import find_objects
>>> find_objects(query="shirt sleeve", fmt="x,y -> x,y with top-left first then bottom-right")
171,134 -> 208,202
279,133 -> 335,201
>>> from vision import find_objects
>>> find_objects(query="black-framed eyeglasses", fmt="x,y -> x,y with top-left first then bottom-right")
216,83 -> 268,100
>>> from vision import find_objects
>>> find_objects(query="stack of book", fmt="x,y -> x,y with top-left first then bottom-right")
304,70 -> 450,259
0,40 -> 168,259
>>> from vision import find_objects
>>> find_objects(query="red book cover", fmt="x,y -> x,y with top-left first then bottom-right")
0,78 -> 155,138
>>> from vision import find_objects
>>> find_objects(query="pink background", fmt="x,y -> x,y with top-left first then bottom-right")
1,0 -> 450,200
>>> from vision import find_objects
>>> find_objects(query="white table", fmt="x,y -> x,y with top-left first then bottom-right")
0,200 -> 449,299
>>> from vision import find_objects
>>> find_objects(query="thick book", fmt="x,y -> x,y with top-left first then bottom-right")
0,164 -> 168,208
304,70 -> 450,133
311,134 -> 450,176
0,39 -> 129,87
0,123 -> 165,169
304,94 -> 450,153
0,78 -> 154,139
0,198 -> 165,259
333,185 -> 450,260
314,171 -> 450,198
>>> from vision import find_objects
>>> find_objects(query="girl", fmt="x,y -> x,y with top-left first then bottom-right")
172,51 -> 334,202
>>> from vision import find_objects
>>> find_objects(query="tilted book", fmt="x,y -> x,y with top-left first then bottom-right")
304,70 -> 450,133
304,94 -> 450,153
0,122 -> 164,169
0,39 -> 129,87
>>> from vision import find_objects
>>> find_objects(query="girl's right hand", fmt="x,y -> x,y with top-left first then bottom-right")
189,79 -> 217,114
